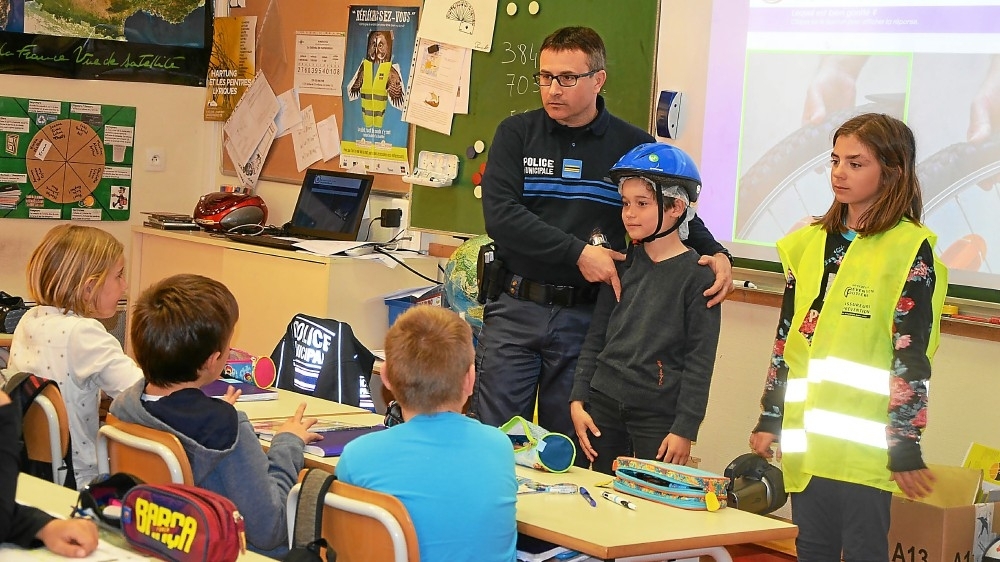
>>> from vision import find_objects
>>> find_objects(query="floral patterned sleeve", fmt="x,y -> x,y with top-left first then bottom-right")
887,239 -> 936,473
753,270 -> 796,435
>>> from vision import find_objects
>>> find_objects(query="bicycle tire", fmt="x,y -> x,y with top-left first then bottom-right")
735,96 -> 904,238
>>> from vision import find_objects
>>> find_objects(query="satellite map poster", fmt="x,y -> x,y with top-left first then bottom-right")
0,0 -> 212,86
0,96 -> 136,221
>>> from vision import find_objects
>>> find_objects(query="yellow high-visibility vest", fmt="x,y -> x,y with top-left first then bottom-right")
776,221 -> 947,493
360,60 -> 391,128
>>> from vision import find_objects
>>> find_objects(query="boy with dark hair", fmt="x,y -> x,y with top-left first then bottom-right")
472,25 -> 733,440
110,274 -> 320,556
336,306 -> 517,561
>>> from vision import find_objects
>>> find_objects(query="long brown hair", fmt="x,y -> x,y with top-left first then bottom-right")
815,113 -> 922,236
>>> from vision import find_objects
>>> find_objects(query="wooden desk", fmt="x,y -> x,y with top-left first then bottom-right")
14,473 -> 274,560
0,333 -> 12,348
236,387 -> 373,420
514,466 -> 797,562
128,227 -> 441,355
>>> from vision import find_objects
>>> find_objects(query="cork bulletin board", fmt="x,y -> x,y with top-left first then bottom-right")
222,0 -> 420,195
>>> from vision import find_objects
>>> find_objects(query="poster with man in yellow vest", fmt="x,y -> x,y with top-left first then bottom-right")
342,5 -> 419,175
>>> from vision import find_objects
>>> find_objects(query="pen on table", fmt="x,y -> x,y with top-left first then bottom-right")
601,490 -> 637,510
579,486 -> 597,507
732,279 -> 757,289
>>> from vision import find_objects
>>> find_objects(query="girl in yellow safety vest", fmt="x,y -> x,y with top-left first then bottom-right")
749,113 -> 947,562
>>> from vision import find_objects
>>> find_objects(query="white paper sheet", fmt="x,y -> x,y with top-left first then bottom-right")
275,88 -> 302,137
294,31 -> 347,96
223,70 -> 280,167
293,240 -> 373,256
292,106 -> 323,172
416,0 -> 499,52
228,120 -> 276,188
403,39 -> 467,135
455,47 -> 472,114
317,114 -> 341,161
0,539 -> 146,561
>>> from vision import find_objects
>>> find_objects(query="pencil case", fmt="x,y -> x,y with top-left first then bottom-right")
501,415 -> 576,473
611,456 -> 728,511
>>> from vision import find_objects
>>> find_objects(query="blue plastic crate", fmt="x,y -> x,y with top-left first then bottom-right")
385,298 -> 415,327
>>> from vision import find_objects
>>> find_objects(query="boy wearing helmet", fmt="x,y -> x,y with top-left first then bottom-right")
569,142 -> 722,474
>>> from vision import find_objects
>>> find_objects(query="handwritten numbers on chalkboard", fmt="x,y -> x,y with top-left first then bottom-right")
507,74 -> 540,97
502,41 -> 538,66
502,42 -> 540,99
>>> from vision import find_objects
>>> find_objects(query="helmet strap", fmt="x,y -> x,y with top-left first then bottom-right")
635,189 -> 685,244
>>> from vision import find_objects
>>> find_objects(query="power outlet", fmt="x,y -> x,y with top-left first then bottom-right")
145,147 -> 166,172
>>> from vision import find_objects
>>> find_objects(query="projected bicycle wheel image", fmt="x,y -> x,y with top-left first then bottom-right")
734,52 -> 909,245
735,96 -> 905,244
919,136 -> 1000,276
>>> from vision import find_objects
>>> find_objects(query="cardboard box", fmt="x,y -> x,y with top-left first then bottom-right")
888,465 -> 1000,562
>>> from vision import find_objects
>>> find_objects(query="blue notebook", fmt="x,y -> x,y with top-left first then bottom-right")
202,378 -> 279,401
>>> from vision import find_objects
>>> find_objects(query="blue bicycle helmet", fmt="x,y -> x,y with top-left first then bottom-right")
609,142 -> 702,202
610,142 -> 702,243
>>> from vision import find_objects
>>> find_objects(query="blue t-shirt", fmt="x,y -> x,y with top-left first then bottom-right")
336,412 -> 517,561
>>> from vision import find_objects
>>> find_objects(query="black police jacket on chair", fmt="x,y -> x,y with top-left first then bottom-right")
270,314 -> 376,408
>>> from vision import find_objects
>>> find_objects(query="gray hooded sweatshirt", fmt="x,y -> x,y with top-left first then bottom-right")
109,380 -> 305,555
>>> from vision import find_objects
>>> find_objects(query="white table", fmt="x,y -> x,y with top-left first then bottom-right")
514,465 -> 797,561
235,387 -> 373,420
14,473 -> 275,560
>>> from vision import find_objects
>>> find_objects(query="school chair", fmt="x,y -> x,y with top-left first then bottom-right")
96,416 -> 193,485
286,479 -> 420,562
21,379 -> 70,487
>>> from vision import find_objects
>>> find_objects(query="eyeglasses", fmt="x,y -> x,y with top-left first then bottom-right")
532,69 -> 602,88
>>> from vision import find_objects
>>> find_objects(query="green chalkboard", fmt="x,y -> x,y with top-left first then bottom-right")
409,0 -> 660,235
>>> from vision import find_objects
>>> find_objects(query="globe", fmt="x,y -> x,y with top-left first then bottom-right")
444,234 -> 492,333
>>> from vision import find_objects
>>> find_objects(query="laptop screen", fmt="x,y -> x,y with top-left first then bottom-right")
287,169 -> 375,241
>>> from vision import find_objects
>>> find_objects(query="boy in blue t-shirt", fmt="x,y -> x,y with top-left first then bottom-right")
336,306 -> 517,561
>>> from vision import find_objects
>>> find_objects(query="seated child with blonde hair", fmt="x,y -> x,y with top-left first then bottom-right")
8,224 -> 143,488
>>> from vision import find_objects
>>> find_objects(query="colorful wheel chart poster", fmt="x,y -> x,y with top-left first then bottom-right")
0,97 -> 135,221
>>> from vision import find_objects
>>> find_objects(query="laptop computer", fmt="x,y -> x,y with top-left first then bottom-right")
227,169 -> 375,251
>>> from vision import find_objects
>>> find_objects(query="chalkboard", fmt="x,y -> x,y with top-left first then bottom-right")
223,0 -> 420,194
409,0 -> 660,235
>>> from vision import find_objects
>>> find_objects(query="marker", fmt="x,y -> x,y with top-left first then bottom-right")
601,491 -> 637,510
579,486 -> 596,507
732,280 -> 757,289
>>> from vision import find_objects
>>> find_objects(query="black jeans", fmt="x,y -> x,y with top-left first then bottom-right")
579,388 -> 675,475
792,475 -> 891,562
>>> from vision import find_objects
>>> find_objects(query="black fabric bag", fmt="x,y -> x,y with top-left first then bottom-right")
0,291 -> 30,333
283,468 -> 337,562
270,314 -> 376,407
3,372 -> 76,489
